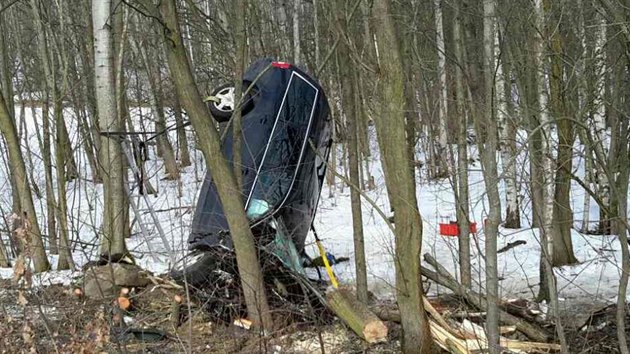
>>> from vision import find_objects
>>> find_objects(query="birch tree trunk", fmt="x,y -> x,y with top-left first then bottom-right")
432,0 -> 448,179
372,0 -> 435,351
592,12 -> 611,234
93,0 -> 129,258
496,22 -> 520,229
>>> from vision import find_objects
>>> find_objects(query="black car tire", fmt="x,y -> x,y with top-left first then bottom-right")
207,82 -> 257,122
170,251 -> 222,288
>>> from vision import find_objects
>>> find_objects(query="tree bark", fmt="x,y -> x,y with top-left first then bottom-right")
453,2 -> 472,288
93,0 -> 129,258
432,0 -> 449,179
372,0 -> 435,352
334,0 -> 368,303
172,93 -> 191,167
156,0 -> 272,330
0,91 -> 50,272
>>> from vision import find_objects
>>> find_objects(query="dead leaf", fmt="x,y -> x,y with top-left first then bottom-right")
17,290 -> 28,306
21,322 -> 33,345
13,255 -> 25,283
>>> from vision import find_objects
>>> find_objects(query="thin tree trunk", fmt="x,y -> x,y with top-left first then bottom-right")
478,1 -> 501,351
542,1 -> 577,267
453,3 -> 471,288
334,0 -> 367,303
372,0 -> 435,352
613,120 -> 630,354
0,91 -> 50,272
232,0 -> 247,191
2,13 -> 20,216
173,93 -> 191,167
0,234 -> 9,267
432,0 -> 448,179
156,0 -> 272,330
293,0 -> 300,65
496,27 -> 520,229
592,12 -> 610,234
54,97 -> 74,270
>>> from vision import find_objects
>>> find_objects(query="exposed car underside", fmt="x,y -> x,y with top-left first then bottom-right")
189,59 -> 332,263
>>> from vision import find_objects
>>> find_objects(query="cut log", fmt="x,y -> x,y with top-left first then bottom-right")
422,253 -> 550,342
326,287 -> 388,343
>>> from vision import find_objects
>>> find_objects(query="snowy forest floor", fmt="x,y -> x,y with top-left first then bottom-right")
0,105 -> 628,352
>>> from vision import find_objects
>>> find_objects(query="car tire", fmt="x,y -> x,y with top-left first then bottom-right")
170,251 -> 218,288
207,82 -> 256,122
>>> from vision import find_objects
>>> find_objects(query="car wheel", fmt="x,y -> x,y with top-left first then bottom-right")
207,82 -> 257,122
170,251 -> 217,287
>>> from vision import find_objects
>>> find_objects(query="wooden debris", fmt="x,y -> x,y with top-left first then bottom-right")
326,287 -> 388,343
170,294 -> 183,328
233,318 -> 253,330
421,253 -> 550,342
117,287 -> 131,311
499,325 -> 517,335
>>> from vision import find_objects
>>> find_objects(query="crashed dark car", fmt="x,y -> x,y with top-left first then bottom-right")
186,58 -> 332,268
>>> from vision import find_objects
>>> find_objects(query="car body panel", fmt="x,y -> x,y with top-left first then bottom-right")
189,58 -> 331,253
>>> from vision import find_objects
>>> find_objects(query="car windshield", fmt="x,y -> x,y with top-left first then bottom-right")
246,72 -> 318,211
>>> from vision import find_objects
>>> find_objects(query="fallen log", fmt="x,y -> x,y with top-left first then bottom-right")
326,287 -> 388,343
421,254 -> 550,342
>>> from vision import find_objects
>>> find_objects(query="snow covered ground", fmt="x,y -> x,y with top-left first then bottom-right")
0,104 -> 627,310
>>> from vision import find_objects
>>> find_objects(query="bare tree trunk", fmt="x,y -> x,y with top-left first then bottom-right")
0,20 -> 20,213
232,0 -> 247,191
496,24 -> 520,229
140,40 -> 179,180
453,2 -> 471,288
0,234 -> 9,267
549,22 -> 577,266
613,118 -> 630,354
432,0 -> 448,179
334,0 -> 367,303
156,0 -> 272,330
478,1 -> 501,350
293,0 -> 300,65
372,0 -> 435,352
0,91 -> 50,272
535,1 -> 569,351
30,0 -> 78,180
54,97 -> 74,270
172,93 -> 191,167
591,12 -> 611,234
93,0 -> 129,258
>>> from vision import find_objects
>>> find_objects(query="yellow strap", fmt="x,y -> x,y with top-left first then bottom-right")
316,240 -> 339,288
